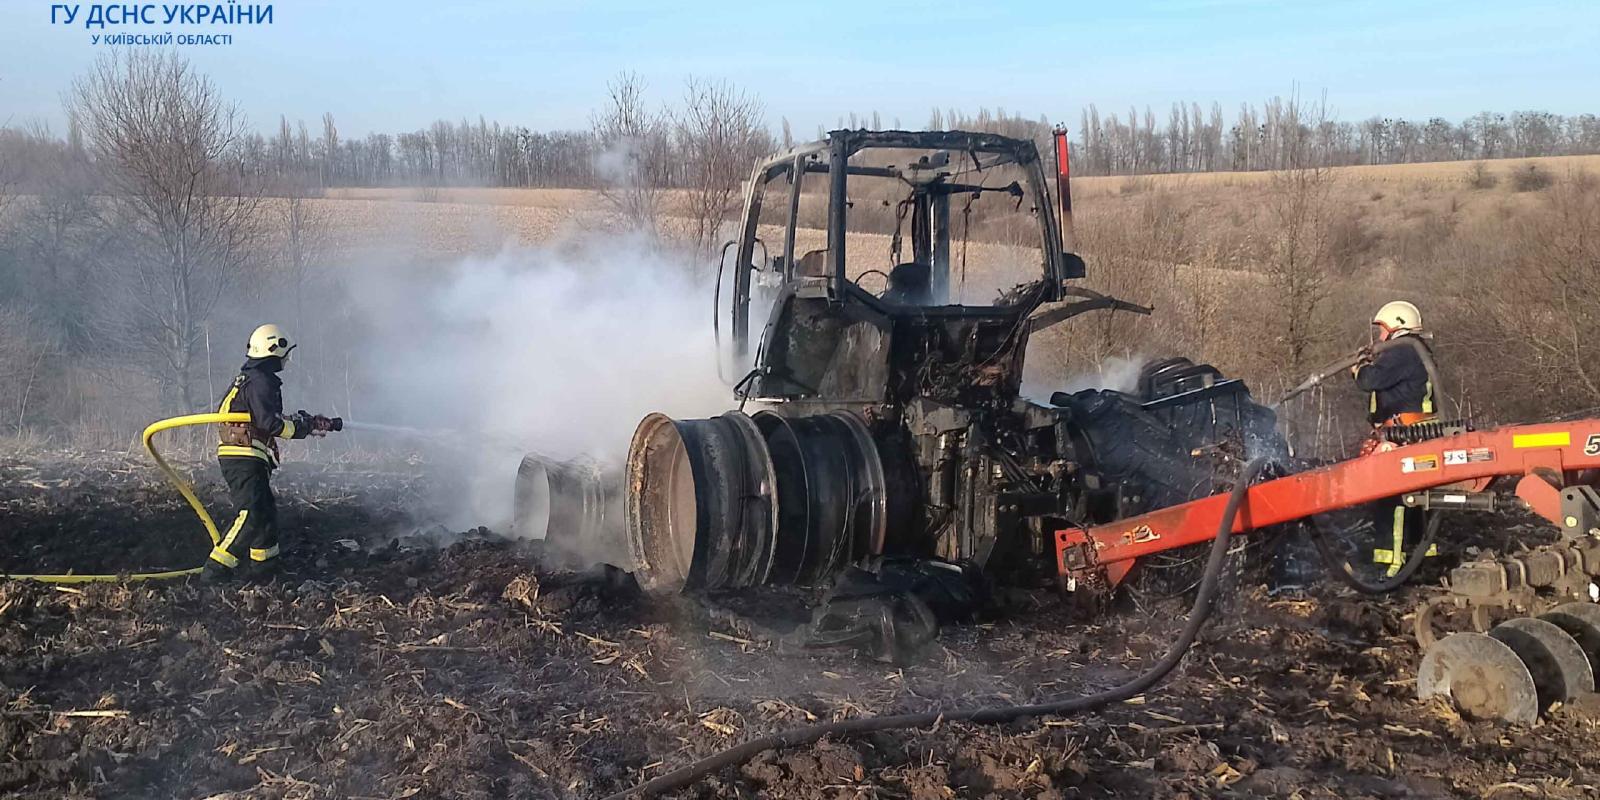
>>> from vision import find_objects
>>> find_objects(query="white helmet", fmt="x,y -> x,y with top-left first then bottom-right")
1371,301 -> 1422,337
247,324 -> 295,361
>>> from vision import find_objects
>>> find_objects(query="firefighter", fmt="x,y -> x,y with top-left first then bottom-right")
1354,301 -> 1434,430
1352,300 -> 1435,576
202,324 -> 341,582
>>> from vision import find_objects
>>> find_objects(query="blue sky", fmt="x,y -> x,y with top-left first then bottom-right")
2,0 -> 1596,138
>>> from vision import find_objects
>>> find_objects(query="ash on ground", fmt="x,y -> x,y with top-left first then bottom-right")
3,450 -> 1599,799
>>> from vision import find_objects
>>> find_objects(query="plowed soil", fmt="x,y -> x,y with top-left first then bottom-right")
3,449 -> 1599,799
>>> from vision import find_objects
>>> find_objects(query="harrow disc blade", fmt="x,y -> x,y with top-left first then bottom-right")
1418,632 -> 1538,724
1539,602 -> 1600,675
1490,617 -> 1595,708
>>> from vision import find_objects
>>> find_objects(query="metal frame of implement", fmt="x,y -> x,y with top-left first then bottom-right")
1057,420 -> 1600,588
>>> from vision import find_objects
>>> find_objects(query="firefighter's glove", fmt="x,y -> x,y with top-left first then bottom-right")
288,410 -> 338,437
286,410 -> 315,432
293,410 -> 341,436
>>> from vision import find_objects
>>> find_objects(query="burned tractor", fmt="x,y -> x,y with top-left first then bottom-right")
619,129 -> 1281,605
518,129 -> 1600,729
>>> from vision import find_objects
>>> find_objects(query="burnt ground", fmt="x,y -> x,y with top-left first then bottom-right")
3,449 -> 1600,799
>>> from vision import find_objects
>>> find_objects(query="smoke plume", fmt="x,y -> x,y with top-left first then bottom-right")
1023,354 -> 1148,402
341,233 -> 732,535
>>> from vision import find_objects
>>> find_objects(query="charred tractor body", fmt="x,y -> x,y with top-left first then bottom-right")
621,129 -> 1281,601
518,129 -> 1600,728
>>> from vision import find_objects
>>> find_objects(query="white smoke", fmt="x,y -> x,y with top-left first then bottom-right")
591,140 -> 640,184
1023,355 -> 1148,403
342,234 -> 733,532
1058,355 -> 1146,395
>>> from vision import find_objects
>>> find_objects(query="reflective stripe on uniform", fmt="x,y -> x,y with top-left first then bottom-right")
1422,380 -> 1434,415
208,510 -> 249,568
280,418 -> 297,439
218,384 -> 240,415
216,380 -> 280,464
1385,505 -> 1406,577
217,382 -> 270,461
218,444 -> 273,462
249,545 -> 280,562
1374,503 -> 1438,572
1374,544 -> 1439,564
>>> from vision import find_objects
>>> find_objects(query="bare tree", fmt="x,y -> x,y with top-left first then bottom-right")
272,172 -> 328,334
1487,173 -> 1600,409
1257,97 -> 1336,379
1039,189 -> 1187,380
0,128 -> 19,222
8,122 -> 100,348
591,71 -> 668,233
320,112 -> 339,188
69,50 -> 264,411
1260,167 -> 1335,377
672,77 -> 771,256
0,306 -> 61,435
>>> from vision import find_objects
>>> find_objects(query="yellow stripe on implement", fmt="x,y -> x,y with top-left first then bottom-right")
1,411 -> 253,584
1513,432 -> 1571,449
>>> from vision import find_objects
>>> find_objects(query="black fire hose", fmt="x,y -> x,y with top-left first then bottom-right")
602,457 -> 1267,799
1307,511 -> 1443,595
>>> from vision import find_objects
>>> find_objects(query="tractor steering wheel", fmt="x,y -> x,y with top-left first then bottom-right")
854,269 -> 891,295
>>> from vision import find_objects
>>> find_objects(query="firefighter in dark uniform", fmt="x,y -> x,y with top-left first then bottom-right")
1352,301 -> 1435,576
203,324 -> 341,581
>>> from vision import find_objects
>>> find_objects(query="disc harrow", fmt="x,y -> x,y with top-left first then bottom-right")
1415,535 -> 1600,721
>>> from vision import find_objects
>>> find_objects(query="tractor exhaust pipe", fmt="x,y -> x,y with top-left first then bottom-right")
1052,126 -> 1077,254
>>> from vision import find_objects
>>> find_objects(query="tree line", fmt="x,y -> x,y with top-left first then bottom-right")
8,95 -> 1593,200
1076,100 -> 1600,176
214,102 -> 1600,187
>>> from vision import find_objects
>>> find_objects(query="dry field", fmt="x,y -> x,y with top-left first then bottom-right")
313,154 -> 1600,275
324,186 -> 610,209
1075,154 -> 1600,194
305,193 -> 1049,305
7,451 -> 1600,799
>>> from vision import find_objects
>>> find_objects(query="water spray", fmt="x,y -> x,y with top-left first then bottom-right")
340,420 -> 546,456
341,420 -> 451,439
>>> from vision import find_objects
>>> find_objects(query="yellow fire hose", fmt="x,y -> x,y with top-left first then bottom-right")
1,412 -> 249,584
